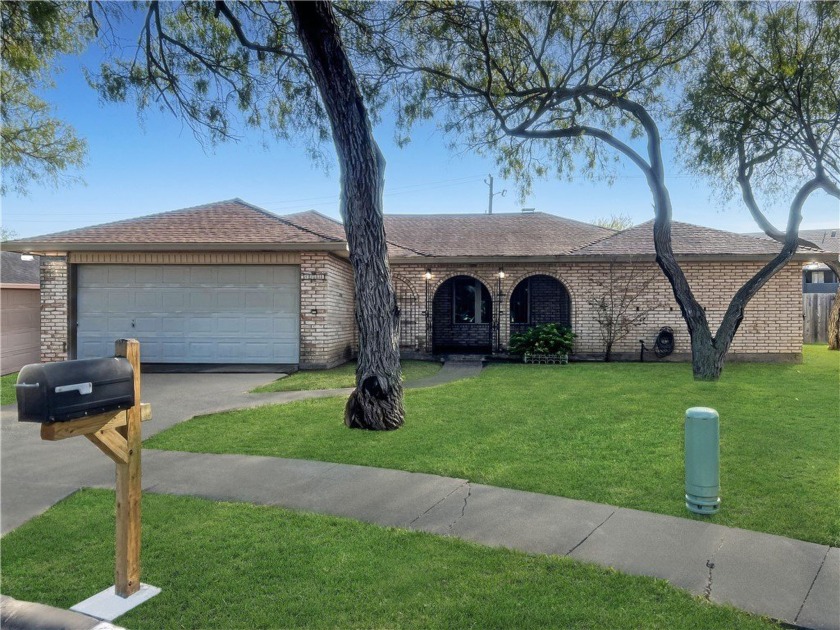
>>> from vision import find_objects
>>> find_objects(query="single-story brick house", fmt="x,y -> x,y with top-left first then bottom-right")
4,199 -> 832,368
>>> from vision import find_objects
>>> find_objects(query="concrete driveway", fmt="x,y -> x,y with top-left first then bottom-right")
0,372 -> 296,534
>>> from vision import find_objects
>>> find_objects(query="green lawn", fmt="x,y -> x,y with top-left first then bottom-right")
252,359 -> 442,392
147,346 -> 840,546
0,489 -> 772,629
1,372 -> 17,406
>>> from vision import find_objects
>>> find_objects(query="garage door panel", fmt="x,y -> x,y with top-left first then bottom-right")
78,315 -> 108,333
161,317 -> 186,333
104,267 -> 136,285
216,317 -> 242,334
216,267 -> 243,284
244,317 -> 271,334
242,292 -> 269,308
162,267 -> 190,284
216,290 -> 242,309
161,292 -> 186,310
244,267 -> 272,284
134,267 -> 162,284
273,317 -> 298,334
274,292 -> 299,310
189,268 -> 216,285
187,292 -> 213,310
134,317 -> 161,333
134,292 -> 161,310
78,338 -> 110,359
217,342 -> 242,360
77,264 -> 300,363
108,318 -> 132,334
162,341 -> 186,359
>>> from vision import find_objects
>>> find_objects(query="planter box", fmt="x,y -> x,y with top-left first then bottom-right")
523,352 -> 568,365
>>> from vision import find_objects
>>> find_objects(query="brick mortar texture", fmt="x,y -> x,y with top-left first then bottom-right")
299,252 -> 357,369
391,260 -> 802,358
39,256 -> 68,362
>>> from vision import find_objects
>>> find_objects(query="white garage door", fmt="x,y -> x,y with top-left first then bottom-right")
76,265 -> 300,364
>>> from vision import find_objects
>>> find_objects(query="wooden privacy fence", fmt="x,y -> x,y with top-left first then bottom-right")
803,293 -> 836,344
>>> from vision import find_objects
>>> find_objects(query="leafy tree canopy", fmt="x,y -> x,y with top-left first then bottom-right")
92,2 -> 350,161
363,0 -> 712,193
680,1 -> 839,238
1,1 -> 92,195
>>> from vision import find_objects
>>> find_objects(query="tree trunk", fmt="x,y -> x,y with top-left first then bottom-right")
826,262 -> 840,351
828,288 -> 840,350
287,0 -> 404,430
691,337 -> 726,380
604,341 -> 612,362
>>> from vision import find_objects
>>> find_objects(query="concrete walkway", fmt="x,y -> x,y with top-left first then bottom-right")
405,360 -> 482,389
106,451 -> 836,629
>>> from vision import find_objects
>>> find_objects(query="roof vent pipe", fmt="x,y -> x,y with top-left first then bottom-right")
521,207 -> 535,213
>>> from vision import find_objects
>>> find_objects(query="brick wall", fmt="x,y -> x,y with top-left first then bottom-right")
299,252 -> 357,368
40,256 -> 68,362
391,260 -> 802,361
37,250 -> 801,367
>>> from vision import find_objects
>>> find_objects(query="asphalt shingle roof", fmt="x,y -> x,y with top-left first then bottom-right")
747,228 -> 839,254
0,251 -> 39,284
16,199 -> 340,245
573,221 -> 826,256
6,199 -> 829,260
285,210 -> 616,258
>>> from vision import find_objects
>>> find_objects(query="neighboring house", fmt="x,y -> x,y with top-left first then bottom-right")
1,251 -> 40,374
3,199 -> 833,368
748,228 -> 840,294
799,229 -> 839,294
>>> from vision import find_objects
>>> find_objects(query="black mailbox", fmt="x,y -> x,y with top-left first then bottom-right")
16,357 -> 135,423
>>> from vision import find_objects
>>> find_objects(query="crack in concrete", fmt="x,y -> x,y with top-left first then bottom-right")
565,509 -> 616,556
704,559 -> 715,600
704,537 -> 727,601
794,546 -> 831,623
408,481 -> 469,526
448,482 -> 472,534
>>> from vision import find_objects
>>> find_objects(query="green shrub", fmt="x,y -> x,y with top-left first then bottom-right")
508,323 -> 576,355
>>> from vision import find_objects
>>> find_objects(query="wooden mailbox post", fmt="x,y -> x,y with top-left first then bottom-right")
40,339 -> 149,598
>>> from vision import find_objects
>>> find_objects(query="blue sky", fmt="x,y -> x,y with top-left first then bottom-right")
2,30 -> 837,240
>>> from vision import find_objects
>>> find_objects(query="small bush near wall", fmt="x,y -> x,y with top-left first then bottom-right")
509,324 -> 576,357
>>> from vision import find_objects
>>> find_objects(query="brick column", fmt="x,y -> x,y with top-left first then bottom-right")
299,252 -> 357,369
40,255 -> 68,362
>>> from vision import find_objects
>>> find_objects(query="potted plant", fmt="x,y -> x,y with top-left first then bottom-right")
508,324 -> 576,364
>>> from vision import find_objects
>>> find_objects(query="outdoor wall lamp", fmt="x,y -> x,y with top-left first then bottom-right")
498,268 -> 505,279
424,270 -> 432,280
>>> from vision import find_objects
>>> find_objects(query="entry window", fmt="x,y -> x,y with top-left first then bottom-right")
453,278 -> 491,324
510,280 -> 529,324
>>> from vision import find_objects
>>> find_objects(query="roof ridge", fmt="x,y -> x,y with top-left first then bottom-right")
6,198 -> 291,244
567,221 -> 637,254
285,210 -> 434,256
246,203 -> 344,243
9,198 -> 250,242
386,239 -> 431,257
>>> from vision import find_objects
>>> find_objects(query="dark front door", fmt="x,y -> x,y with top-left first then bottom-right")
432,276 -> 493,353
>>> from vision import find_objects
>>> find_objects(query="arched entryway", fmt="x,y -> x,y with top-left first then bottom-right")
432,275 -> 493,353
509,274 -> 571,336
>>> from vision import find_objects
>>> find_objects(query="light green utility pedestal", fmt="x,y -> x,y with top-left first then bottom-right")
684,407 -> 720,515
